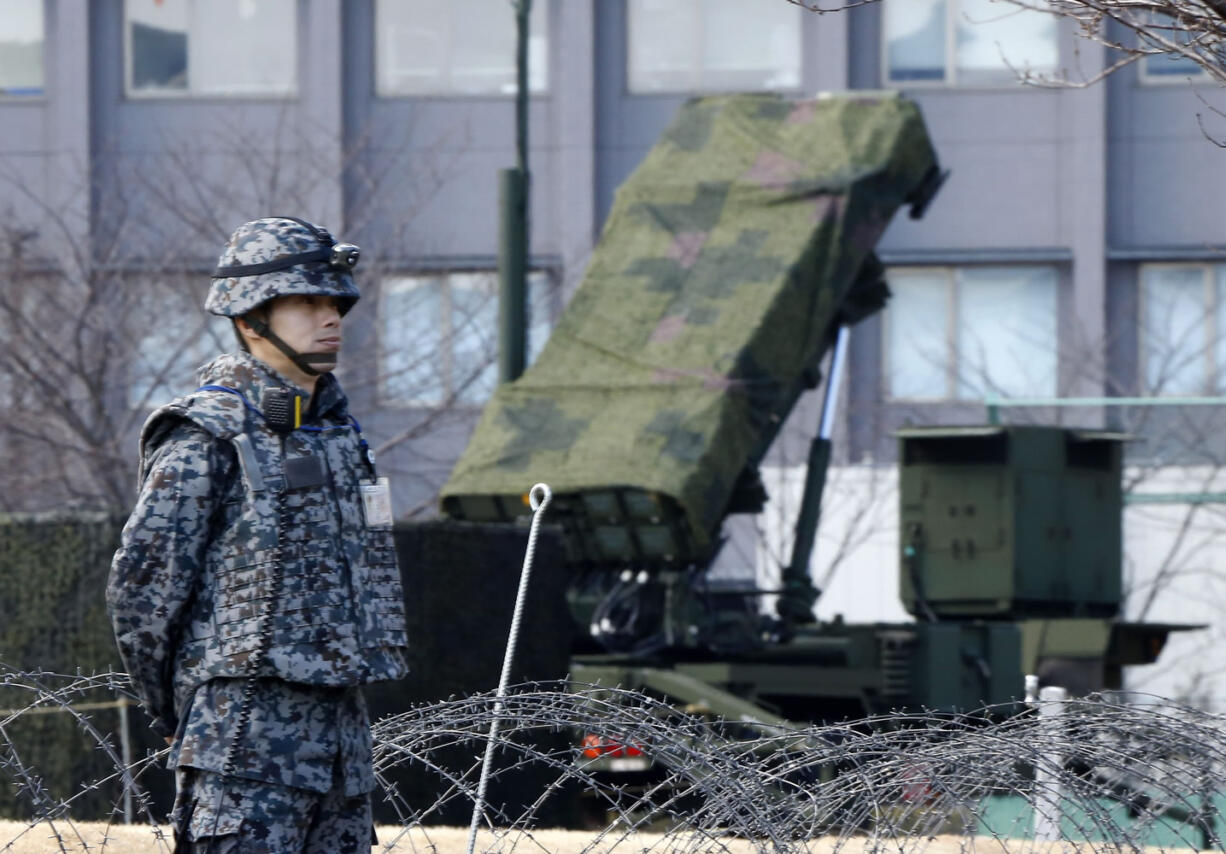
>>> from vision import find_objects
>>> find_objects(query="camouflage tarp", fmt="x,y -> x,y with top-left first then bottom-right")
441,93 -> 941,563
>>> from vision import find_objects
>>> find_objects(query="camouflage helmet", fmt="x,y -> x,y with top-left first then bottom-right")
206,216 -> 361,317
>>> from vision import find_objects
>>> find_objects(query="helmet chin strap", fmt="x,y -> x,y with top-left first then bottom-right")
245,316 -> 336,377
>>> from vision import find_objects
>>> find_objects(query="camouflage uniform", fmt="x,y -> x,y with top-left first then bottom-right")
108,218 -> 407,853
176,766 -> 372,854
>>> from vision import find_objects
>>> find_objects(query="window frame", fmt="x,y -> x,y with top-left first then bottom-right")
122,0 -> 299,100
883,266 -> 957,401
379,274 -> 456,408
882,264 -> 1060,402
127,294 -> 233,410
1139,61 -> 1210,86
378,268 -> 556,409
1138,262 -> 1222,396
0,0 -> 45,99
880,0 -> 1060,90
1136,10 -> 1212,86
0,270 -> 48,410
625,0 -> 803,95
1138,51 -> 1211,85
373,0 -> 550,98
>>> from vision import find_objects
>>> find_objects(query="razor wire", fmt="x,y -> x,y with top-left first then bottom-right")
7,663 -> 1226,852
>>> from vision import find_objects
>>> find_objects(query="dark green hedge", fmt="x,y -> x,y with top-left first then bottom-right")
0,513 -> 155,821
0,513 -> 123,675
0,515 -> 572,823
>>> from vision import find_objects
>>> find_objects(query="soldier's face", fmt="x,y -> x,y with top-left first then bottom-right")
264,294 -> 343,373
239,295 -> 345,384
269,292 -> 341,345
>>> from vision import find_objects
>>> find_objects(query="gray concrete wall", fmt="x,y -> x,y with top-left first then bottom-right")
1107,62 -> 1226,251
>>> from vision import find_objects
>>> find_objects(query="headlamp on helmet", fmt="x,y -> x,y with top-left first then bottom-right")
329,243 -> 360,272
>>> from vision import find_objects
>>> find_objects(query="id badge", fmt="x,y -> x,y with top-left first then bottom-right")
359,477 -> 394,528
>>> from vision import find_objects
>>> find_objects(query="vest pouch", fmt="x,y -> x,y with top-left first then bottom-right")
280,502 -> 332,540
217,540 -> 361,659
281,539 -> 360,640
214,550 -> 279,656
358,529 -> 408,641
187,782 -> 244,846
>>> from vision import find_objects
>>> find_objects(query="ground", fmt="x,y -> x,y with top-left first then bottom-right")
0,821 -> 1210,853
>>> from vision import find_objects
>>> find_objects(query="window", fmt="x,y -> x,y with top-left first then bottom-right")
0,273 -> 42,409
380,271 -> 554,407
0,0 -> 42,96
125,0 -> 296,96
884,0 -> 1058,86
1143,52 -> 1207,82
1140,13 -> 1209,83
1140,264 -> 1226,395
376,0 -> 548,96
129,308 -> 232,408
885,265 -> 1058,400
627,0 -> 800,93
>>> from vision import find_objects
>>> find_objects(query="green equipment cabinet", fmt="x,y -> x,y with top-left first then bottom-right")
898,425 -> 1125,620
909,621 -> 1022,712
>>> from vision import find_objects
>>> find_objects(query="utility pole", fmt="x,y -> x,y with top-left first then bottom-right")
498,0 -> 531,384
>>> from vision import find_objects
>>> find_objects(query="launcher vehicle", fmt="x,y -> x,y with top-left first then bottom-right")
438,92 -> 1187,737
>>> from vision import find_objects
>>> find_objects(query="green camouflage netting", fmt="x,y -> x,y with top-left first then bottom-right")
442,92 -> 941,561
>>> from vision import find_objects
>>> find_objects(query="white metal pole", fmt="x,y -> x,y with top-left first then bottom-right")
818,325 -> 850,441
117,698 -> 134,825
1032,685 -> 1068,843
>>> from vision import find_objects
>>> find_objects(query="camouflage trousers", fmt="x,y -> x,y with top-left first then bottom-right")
172,767 -> 374,854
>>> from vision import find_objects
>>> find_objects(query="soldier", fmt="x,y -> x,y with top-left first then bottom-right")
107,216 -> 408,853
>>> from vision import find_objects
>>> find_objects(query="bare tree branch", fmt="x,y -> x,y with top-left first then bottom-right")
0,111 -> 471,513
794,0 -> 1226,85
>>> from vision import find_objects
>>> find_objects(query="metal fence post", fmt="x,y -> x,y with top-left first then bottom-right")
117,698 -> 133,825
1032,685 -> 1068,842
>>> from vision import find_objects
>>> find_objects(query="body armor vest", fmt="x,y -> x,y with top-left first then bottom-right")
140,386 -> 409,691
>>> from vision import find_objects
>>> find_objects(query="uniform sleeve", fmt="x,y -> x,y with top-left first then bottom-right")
106,419 -> 234,737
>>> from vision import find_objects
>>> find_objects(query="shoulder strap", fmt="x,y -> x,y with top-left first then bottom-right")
137,389 -> 252,485
145,389 -> 249,441
230,433 -> 267,493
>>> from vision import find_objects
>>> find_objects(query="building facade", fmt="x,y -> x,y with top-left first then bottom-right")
3,0 -> 1226,702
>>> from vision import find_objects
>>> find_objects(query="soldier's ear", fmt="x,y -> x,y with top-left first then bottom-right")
231,318 -> 253,352
235,317 -> 256,339
233,313 -> 268,356
235,308 -> 268,341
